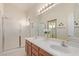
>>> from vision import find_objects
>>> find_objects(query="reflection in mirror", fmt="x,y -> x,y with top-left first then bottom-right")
37,4 -> 78,42
74,4 -> 79,37
47,19 -> 57,38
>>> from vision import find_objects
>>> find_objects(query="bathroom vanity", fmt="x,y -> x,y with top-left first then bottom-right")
25,37 -> 79,56
25,39 -> 52,56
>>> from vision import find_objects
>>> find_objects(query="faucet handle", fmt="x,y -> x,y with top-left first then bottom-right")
61,40 -> 68,47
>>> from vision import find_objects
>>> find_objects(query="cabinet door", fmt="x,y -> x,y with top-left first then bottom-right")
27,44 -> 31,56
32,48 -> 38,56
31,43 -> 39,56
39,53 -> 45,56
39,48 -> 52,56
25,40 -> 32,56
32,44 -> 39,51
32,53 -> 36,56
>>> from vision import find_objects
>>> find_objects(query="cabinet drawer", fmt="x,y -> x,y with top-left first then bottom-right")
32,53 -> 38,56
32,44 -> 39,51
39,48 -> 52,56
32,48 -> 38,56
32,53 -> 35,56
27,44 -> 32,56
39,53 -> 45,56
26,40 -> 31,46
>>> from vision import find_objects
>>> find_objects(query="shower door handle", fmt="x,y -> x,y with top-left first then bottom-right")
19,35 -> 21,47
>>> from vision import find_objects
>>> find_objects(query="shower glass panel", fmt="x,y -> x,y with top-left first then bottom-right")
4,19 -> 19,51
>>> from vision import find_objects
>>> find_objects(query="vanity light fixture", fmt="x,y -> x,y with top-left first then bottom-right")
49,24 -> 53,29
20,17 -> 30,27
26,19 -> 30,26
38,3 -> 58,14
74,21 -> 78,25
49,24 -> 56,29
52,23 -> 56,28
58,22 -> 64,26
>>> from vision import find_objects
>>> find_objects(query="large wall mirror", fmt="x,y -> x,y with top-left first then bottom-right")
37,4 -> 79,43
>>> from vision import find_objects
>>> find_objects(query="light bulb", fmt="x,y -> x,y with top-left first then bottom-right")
20,18 -> 30,27
52,25 -> 55,28
49,25 -> 52,29
26,20 -> 30,26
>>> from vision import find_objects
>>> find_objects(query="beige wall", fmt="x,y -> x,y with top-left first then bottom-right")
0,4 -> 4,52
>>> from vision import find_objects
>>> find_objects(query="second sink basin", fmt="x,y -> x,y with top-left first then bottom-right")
50,45 -> 71,53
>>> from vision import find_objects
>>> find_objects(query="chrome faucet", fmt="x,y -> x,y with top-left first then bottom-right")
61,40 -> 68,47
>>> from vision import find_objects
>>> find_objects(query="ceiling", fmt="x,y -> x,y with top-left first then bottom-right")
3,3 -> 46,17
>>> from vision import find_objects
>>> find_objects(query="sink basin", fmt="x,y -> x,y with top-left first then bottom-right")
50,45 -> 71,53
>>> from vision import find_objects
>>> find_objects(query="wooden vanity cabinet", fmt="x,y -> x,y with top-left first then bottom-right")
25,40 -> 52,56
25,40 -> 32,56
31,48 -> 38,56
39,48 -> 52,56
31,44 -> 39,56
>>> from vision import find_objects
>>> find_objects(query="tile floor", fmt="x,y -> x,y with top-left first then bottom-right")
0,47 -> 26,56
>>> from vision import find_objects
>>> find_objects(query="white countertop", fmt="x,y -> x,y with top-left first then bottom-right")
25,37 -> 79,56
